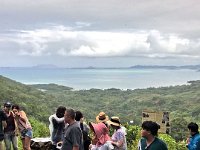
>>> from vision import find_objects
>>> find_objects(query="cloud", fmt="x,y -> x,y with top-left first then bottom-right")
0,0 -> 199,35
1,26 -> 200,59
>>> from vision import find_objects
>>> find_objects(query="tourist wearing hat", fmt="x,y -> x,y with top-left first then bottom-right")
108,116 -> 127,150
3,102 -> 18,150
96,112 -> 109,127
89,122 -> 114,150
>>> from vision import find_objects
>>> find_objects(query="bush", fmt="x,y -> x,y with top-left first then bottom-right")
29,117 -> 50,137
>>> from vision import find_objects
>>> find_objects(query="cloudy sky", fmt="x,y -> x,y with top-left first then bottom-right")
0,0 -> 200,67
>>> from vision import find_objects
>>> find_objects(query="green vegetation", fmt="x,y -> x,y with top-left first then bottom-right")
0,75 -> 200,148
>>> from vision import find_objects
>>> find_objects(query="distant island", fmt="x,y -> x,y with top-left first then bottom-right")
130,65 -> 200,70
1,64 -> 200,70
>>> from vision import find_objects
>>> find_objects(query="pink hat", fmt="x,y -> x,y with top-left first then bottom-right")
89,122 -> 110,146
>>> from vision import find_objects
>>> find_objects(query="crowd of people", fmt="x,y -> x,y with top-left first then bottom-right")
0,103 -> 200,150
49,106 -> 200,150
49,108 -> 127,150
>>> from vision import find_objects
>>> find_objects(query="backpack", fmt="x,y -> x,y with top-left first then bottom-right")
80,123 -> 91,150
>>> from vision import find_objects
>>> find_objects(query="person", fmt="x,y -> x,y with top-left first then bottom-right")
89,122 -> 113,150
75,111 -> 91,150
108,116 -> 127,150
96,112 -> 109,127
61,108 -> 83,150
49,106 -> 66,150
186,122 -> 200,150
138,121 -> 168,150
0,106 -> 7,150
12,104 -> 32,150
3,102 -> 18,150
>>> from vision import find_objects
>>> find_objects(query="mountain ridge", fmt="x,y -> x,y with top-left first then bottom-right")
1,64 -> 200,70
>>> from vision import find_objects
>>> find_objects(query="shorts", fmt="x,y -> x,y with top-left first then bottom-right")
21,129 -> 33,139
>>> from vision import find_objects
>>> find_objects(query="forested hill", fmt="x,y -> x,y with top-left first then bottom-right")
0,75 -> 58,122
1,75 -> 200,125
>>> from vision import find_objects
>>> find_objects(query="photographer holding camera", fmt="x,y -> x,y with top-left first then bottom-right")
12,104 -> 32,150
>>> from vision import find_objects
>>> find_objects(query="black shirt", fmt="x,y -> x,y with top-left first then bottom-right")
0,110 -> 7,134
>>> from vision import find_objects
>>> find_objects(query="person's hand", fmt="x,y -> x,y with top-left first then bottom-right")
89,144 -> 92,150
186,138 -> 190,144
111,141 -> 116,146
91,137 -> 98,145
12,111 -> 20,118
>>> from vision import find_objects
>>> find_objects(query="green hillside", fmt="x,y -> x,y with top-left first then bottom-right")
31,81 -> 200,124
1,75 -> 200,141
0,75 -> 58,122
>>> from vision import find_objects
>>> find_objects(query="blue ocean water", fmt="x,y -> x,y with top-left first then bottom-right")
0,68 -> 200,90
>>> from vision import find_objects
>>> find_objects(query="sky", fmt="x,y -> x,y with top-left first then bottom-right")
0,0 -> 200,67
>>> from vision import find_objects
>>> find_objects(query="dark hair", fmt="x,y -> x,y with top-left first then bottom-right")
12,104 -> 20,110
75,111 -> 83,121
142,121 -> 160,136
56,106 -> 66,118
188,122 -> 199,133
4,101 -> 12,107
66,108 -> 76,119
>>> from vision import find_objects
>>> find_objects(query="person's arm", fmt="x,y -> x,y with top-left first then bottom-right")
1,110 -> 7,128
111,131 -> 124,148
72,146 -> 79,150
18,110 -> 28,122
2,120 -> 7,128
112,139 -> 124,147
14,110 -> 27,122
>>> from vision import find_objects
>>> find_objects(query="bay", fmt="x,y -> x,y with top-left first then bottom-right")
0,68 -> 200,90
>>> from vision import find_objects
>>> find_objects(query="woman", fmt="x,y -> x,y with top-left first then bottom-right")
12,104 -> 32,150
89,122 -> 113,150
108,116 -> 127,150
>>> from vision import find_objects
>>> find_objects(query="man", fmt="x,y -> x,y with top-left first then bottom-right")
3,102 -> 18,150
49,106 -> 66,150
75,111 -> 90,150
0,105 -> 7,149
61,108 -> 83,150
138,121 -> 168,150
186,122 -> 200,150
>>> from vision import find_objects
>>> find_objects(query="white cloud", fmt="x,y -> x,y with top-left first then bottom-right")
57,48 -> 68,56
0,0 -> 200,67
1,26 -> 200,59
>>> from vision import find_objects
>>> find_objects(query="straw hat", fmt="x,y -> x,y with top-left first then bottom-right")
108,116 -> 121,127
96,112 -> 109,123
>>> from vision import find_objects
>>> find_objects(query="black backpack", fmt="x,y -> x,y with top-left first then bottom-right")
80,123 -> 91,150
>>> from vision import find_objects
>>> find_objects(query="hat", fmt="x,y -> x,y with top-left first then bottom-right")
96,112 -> 109,123
4,101 -> 12,107
89,122 -> 110,146
108,116 -> 121,127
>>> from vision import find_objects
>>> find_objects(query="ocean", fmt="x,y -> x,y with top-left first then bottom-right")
0,68 -> 200,90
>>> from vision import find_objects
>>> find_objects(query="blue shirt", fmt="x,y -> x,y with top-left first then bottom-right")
187,133 -> 200,150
